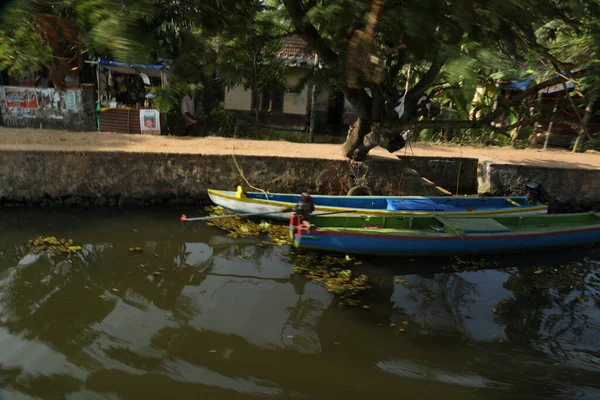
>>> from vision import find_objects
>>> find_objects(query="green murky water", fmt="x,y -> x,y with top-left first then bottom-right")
0,208 -> 599,400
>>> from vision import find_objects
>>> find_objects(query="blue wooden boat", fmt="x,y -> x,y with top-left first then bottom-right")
289,212 -> 600,256
208,186 -> 548,221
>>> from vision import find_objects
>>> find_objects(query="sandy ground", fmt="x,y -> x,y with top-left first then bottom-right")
0,126 -> 599,170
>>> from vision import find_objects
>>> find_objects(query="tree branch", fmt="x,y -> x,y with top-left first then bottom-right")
281,0 -> 339,66
399,119 -> 490,130
409,61 -> 444,102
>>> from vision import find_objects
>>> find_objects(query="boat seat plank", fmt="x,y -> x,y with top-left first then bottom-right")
441,217 -> 512,234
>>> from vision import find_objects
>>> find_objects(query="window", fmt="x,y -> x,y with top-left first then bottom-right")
252,90 -> 284,113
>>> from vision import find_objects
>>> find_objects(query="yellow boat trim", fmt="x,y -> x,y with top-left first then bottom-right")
207,189 -> 548,216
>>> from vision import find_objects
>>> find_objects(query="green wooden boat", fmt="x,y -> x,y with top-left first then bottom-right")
289,212 -> 600,256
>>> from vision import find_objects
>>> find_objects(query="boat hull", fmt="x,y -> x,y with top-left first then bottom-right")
293,225 -> 600,256
208,189 -> 548,220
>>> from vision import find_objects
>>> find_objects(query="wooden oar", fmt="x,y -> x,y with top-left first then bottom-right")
312,210 -> 359,216
181,208 -> 294,225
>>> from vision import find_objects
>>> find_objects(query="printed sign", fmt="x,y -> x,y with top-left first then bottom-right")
139,109 -> 161,135
64,90 -> 77,110
3,87 -> 39,109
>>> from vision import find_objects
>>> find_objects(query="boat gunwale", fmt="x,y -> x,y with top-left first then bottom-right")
303,222 -> 600,241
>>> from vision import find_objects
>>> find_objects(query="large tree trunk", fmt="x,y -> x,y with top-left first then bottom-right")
342,118 -> 406,161
342,117 -> 373,160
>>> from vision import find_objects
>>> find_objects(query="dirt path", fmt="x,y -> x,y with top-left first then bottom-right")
0,127 -> 598,169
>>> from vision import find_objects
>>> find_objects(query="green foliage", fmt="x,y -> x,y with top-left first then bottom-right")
0,1 -> 53,78
213,8 -> 289,93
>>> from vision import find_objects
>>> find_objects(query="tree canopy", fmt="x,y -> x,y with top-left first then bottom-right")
1,0 -> 599,157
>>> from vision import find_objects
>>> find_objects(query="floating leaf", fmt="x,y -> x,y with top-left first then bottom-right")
203,206 -> 290,244
27,236 -> 83,256
287,251 -> 369,307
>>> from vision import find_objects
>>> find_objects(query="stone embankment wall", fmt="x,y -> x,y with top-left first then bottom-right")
0,151 -> 446,207
0,150 -> 597,212
396,155 -> 478,194
478,161 -> 600,213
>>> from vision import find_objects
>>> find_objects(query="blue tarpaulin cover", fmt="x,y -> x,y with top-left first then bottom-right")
98,59 -> 166,70
97,59 -> 167,78
386,199 -> 457,211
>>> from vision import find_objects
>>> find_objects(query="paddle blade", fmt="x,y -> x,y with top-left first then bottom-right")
180,214 -> 188,227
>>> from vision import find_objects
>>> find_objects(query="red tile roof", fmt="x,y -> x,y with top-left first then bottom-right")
277,35 -> 313,59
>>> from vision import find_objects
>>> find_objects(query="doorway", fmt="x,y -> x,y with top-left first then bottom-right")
327,88 -> 344,125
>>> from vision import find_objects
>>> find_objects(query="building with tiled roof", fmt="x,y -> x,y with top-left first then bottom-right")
276,36 -> 316,66
224,35 -> 357,131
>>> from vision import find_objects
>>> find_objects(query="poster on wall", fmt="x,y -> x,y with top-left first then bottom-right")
64,90 -> 77,110
139,109 -> 161,135
4,87 -> 39,109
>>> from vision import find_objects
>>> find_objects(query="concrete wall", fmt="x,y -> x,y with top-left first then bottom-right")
343,98 -> 358,125
0,151 -> 445,207
283,91 -> 309,115
396,156 -> 478,194
223,70 -> 361,126
0,149 -> 596,213
224,86 -> 253,111
0,85 -> 96,131
283,69 -> 309,115
478,161 -> 600,212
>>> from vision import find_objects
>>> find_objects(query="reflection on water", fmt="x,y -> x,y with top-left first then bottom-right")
0,208 -> 599,399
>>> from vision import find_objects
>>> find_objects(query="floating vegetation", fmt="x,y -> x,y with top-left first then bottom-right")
27,236 -> 82,256
204,206 -> 290,245
129,247 -> 144,252
287,251 -> 370,307
204,206 -> 369,305
445,257 -> 500,272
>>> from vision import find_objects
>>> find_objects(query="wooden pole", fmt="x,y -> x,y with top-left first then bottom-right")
543,94 -> 561,150
573,94 -> 597,152
560,81 -> 594,150
308,55 -> 319,143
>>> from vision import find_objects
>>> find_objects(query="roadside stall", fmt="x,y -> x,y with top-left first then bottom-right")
92,59 -> 168,134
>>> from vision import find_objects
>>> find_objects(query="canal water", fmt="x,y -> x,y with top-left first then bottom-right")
0,208 -> 599,400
